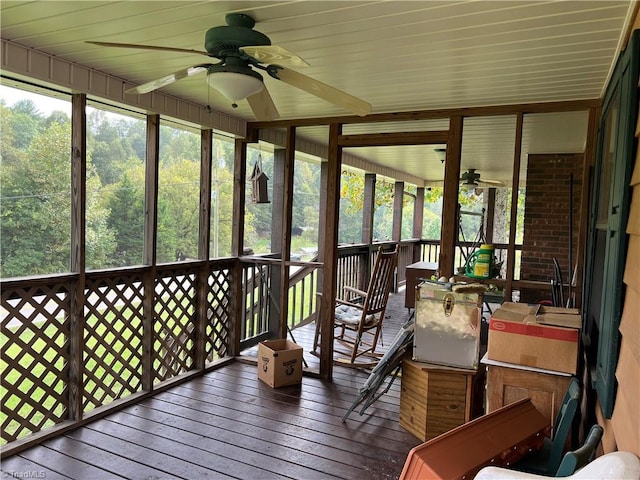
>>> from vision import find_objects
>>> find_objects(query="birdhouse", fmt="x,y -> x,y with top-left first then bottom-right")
250,161 -> 270,204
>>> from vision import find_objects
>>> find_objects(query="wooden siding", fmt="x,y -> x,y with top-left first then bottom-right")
610,50 -> 640,454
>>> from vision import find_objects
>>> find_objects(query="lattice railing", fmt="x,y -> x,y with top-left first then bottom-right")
0,260 -> 235,449
83,273 -> 145,412
153,267 -> 196,383
1,280 -> 71,444
206,263 -> 233,362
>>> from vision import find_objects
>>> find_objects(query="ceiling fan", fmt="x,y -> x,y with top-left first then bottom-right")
86,13 -> 371,121
460,169 -> 505,188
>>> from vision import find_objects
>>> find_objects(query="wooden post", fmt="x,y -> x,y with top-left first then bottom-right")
270,148 -> 285,337
505,113 -> 524,302
392,181 -> 404,244
198,130 -> 213,260
315,162 -> 328,356
318,162 -> 329,261
413,187 -> 425,262
232,135 -> 249,257
440,116 -> 463,278
360,173 -> 377,289
279,126 -> 296,339
231,136 -> 248,356
319,123 -> 343,380
68,93 -> 86,422
575,106 -> 600,308
362,173 -> 376,244
485,188 -> 496,245
143,114 -> 160,391
392,181 -> 405,291
195,129 -> 213,370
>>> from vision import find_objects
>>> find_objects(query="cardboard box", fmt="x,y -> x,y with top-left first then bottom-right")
257,339 -> 303,388
488,302 -> 581,374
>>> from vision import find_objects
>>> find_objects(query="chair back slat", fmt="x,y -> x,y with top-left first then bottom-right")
548,377 -> 581,473
363,248 -> 397,314
555,424 -> 604,476
331,246 -> 398,365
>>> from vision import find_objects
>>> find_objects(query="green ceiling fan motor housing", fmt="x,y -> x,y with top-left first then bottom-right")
204,13 -> 270,60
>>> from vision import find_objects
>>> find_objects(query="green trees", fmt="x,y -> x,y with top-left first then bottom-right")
157,158 -> 200,262
1,100 -> 124,277
105,173 -> 144,266
1,104 -> 72,276
0,90 -> 253,277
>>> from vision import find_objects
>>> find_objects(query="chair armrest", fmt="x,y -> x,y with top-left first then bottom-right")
344,285 -> 367,297
335,298 -> 364,309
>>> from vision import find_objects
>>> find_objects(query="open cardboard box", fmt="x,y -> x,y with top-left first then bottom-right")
488,302 -> 581,374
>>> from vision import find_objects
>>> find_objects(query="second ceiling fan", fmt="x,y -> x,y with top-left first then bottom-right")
87,13 -> 371,121
460,169 -> 505,188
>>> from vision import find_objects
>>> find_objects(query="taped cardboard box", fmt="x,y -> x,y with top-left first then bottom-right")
488,302 -> 581,374
258,339 -> 303,388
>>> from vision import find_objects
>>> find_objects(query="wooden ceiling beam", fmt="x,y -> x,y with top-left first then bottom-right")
248,99 -> 601,129
338,131 -> 448,147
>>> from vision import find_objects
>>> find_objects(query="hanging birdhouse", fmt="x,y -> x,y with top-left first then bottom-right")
250,160 -> 270,204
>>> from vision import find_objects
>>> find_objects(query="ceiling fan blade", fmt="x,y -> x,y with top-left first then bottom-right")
270,66 -> 371,116
86,41 -> 210,57
241,45 -> 309,67
478,179 -> 505,187
247,87 -> 280,121
126,64 -> 211,95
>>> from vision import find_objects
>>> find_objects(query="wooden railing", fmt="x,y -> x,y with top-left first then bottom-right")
3,237 -> 470,452
237,255 -> 322,349
420,240 -> 441,264
416,240 -> 516,279
238,241 -> 408,350
0,259 -> 235,453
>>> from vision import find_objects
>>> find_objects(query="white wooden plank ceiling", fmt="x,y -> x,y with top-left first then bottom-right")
0,1 -> 634,185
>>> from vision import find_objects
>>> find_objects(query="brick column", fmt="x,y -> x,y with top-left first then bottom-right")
519,153 -> 583,303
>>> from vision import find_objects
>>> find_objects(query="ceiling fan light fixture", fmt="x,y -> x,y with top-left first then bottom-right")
207,71 -> 264,101
434,148 -> 446,164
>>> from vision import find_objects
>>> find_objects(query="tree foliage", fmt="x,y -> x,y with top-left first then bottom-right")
1,111 -> 72,275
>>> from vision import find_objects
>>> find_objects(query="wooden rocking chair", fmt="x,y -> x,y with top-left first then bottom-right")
332,247 -> 398,366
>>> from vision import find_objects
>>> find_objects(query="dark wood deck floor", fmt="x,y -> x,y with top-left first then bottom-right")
2,292 -> 422,480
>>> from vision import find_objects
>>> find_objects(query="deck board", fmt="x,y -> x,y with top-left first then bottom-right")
2,292 -> 421,480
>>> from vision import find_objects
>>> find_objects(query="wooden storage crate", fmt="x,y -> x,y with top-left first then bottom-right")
483,355 -> 572,424
400,358 -> 478,441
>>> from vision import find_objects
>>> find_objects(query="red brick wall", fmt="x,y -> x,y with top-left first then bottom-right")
520,153 -> 584,303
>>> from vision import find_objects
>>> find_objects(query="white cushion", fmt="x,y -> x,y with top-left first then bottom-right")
334,304 -> 376,326
475,452 -> 640,480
